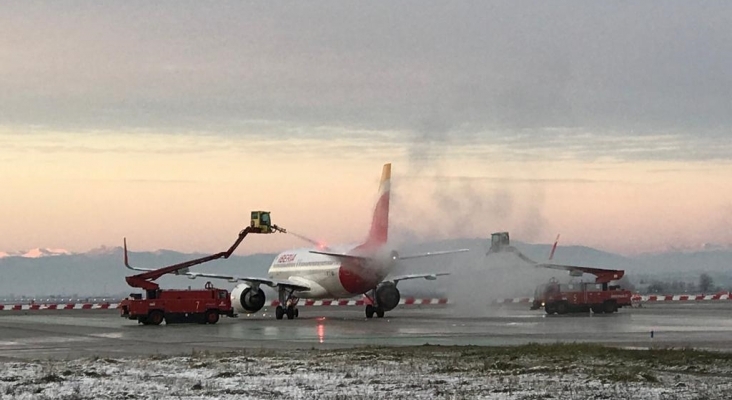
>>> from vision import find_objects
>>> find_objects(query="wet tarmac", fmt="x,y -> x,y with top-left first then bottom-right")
1,302 -> 731,360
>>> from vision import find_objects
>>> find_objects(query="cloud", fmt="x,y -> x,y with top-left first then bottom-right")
1,3 -> 731,163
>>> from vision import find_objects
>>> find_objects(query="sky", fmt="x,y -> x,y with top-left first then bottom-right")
1,2 -> 731,256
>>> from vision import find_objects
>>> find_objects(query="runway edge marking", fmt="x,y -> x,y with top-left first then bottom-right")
0,298 -> 450,311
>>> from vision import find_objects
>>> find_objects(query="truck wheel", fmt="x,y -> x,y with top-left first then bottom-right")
591,306 -> 603,314
147,310 -> 164,326
604,302 -> 617,314
205,310 -> 220,325
544,304 -> 555,315
275,306 -> 284,320
556,302 -> 568,315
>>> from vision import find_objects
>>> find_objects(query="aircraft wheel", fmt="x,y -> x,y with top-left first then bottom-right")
275,306 -> 284,320
376,307 -> 385,318
286,306 -> 295,320
365,305 -> 375,319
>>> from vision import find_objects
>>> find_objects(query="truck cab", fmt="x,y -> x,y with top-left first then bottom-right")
489,232 -> 511,253
251,211 -> 274,233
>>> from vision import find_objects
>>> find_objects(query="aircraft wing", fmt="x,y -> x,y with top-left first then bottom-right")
123,239 -> 310,291
123,242 -> 192,275
398,249 -> 469,260
310,249 -> 469,261
390,272 -> 450,284
308,250 -> 370,261
124,264 -> 193,276
535,263 -> 625,283
182,271 -> 311,292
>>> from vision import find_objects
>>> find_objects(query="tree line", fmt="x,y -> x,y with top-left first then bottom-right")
639,273 -> 727,295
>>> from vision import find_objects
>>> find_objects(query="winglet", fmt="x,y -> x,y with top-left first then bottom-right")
122,238 -> 153,272
549,234 -> 560,260
123,238 -> 130,268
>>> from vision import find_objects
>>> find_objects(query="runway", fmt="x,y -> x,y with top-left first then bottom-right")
1,302 -> 731,360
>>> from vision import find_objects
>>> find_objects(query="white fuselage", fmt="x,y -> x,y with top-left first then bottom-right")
267,246 -> 390,299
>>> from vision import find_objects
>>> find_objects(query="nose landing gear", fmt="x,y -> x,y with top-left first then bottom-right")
275,287 -> 299,320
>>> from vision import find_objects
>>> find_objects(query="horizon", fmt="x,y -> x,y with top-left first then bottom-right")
2,3 -> 731,256
3,235 -> 732,259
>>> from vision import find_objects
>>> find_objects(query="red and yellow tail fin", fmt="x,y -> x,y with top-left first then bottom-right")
363,163 -> 391,247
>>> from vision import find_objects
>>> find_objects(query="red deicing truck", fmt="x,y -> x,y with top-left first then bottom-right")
119,211 -> 285,325
119,282 -> 233,325
531,267 -> 633,315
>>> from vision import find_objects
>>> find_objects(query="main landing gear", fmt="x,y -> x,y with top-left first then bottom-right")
365,304 -> 385,319
275,286 -> 299,320
364,282 -> 400,319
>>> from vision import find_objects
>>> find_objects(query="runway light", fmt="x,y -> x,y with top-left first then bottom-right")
317,322 -> 325,344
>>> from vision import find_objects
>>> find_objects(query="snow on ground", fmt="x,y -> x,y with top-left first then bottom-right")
1,344 -> 732,399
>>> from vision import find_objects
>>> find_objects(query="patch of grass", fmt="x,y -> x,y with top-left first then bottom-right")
639,372 -> 659,383
596,370 -> 640,383
35,373 -> 64,384
83,370 -> 108,378
487,360 -> 521,372
359,342 -> 732,371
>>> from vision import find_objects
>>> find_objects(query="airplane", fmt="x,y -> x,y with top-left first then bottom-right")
488,231 -> 624,281
124,163 -> 468,320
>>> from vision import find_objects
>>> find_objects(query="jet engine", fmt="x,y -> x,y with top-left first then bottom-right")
375,281 -> 400,311
230,283 -> 266,314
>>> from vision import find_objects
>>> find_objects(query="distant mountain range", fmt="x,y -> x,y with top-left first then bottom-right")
0,239 -> 730,298
0,248 -> 73,259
